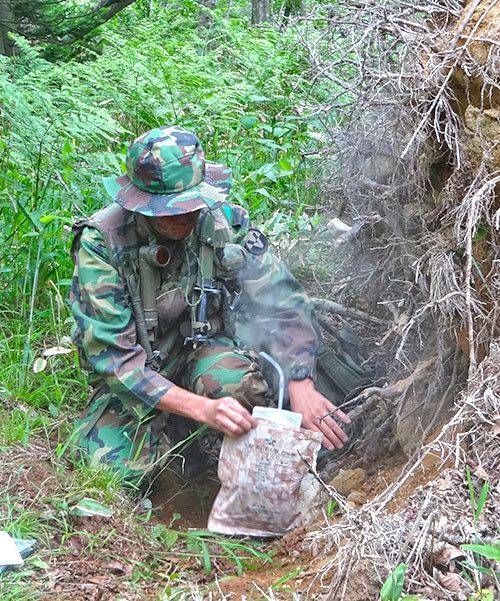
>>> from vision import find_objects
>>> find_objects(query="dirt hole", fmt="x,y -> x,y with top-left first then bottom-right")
147,435 -> 448,598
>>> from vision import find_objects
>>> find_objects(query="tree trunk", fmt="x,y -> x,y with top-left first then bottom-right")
0,0 -> 15,56
251,0 -> 271,25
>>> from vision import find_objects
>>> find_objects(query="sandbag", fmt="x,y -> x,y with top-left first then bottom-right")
208,419 -> 322,537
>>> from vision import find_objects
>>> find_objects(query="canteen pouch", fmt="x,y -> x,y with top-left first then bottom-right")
208,419 -> 322,537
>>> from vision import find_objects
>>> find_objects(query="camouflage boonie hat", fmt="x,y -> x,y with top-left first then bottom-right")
102,126 -> 231,217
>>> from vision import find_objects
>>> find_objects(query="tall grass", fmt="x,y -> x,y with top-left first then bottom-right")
0,0 -> 323,441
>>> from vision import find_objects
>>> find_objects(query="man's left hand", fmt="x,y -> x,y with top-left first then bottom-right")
288,378 -> 351,450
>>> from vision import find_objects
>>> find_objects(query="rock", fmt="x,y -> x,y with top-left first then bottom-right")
331,468 -> 367,496
299,473 -> 329,527
347,490 -> 368,505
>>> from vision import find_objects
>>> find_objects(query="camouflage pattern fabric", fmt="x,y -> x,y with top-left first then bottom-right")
180,336 -> 269,412
102,126 -> 230,217
75,335 -> 269,486
75,386 -> 170,486
71,199 -> 317,483
208,420 -> 322,536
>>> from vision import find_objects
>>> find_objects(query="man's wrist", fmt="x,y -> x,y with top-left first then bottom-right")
188,395 -> 209,423
288,377 -> 314,393
158,386 -> 210,423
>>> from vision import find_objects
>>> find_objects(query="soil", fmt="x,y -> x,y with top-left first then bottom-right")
0,423 -> 463,599
146,430 -> 451,598
150,469 -> 220,529
0,444 -> 198,600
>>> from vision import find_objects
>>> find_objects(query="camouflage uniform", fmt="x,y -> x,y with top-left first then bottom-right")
70,126 -> 317,486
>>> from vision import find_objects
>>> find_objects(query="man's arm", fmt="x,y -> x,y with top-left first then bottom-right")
71,227 -> 255,435
158,387 -> 256,436
237,248 -> 318,381
237,241 -> 350,449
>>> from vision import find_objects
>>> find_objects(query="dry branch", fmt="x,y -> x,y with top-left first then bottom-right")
284,0 -> 500,597
311,297 -> 387,325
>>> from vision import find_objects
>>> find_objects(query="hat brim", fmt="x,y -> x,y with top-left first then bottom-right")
102,171 -> 230,217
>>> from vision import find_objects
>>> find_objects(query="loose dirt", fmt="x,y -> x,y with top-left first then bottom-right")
150,469 -> 220,529
0,422 -> 456,600
147,436 -> 450,598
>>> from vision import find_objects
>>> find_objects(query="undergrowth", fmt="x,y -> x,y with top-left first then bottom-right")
0,1 -> 328,597
0,0 -> 325,439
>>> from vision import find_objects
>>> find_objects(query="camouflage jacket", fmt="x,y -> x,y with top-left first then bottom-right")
70,203 -> 317,409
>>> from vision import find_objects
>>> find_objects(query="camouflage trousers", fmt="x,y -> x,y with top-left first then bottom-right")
75,336 -> 269,488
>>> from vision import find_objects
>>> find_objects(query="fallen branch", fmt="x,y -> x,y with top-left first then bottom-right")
311,297 -> 387,326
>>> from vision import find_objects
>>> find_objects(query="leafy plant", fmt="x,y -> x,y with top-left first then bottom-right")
271,567 -> 303,592
465,466 -> 489,529
461,544 -> 500,562
460,469 -> 496,593
380,563 -> 407,601
0,2 -> 327,597
326,498 -> 337,517
468,591 -> 495,601
151,526 -> 273,575
0,0 -> 322,456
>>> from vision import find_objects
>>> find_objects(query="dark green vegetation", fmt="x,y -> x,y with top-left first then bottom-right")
0,1 -> 327,596
0,0 -> 326,443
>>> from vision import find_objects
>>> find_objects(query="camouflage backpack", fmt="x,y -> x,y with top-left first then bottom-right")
315,322 -> 376,404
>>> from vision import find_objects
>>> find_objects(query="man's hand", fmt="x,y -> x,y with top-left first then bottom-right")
288,378 -> 351,450
201,396 -> 257,437
158,385 -> 257,438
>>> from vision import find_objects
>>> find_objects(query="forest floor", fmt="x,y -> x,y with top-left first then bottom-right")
0,421 -> 462,600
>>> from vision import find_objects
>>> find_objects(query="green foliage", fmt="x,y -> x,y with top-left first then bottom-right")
271,567 -> 304,592
151,525 -> 273,575
0,0 -> 322,449
0,4 -> 327,594
460,469 -> 497,592
326,498 -> 337,517
465,466 -> 489,530
461,544 -> 500,562
380,563 -> 407,601
468,591 -> 495,601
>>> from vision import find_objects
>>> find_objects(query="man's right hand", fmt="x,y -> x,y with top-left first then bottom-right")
157,385 -> 257,438
201,396 -> 257,437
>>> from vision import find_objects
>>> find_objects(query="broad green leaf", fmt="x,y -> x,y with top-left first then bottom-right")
461,543 -> 500,562
249,94 -> 270,102
278,158 -> 294,172
273,126 -> 289,138
152,525 -> 179,548
163,530 -> 179,548
257,138 -> 283,150
256,162 -> 278,182
380,563 -> 407,601
476,481 -> 489,521
70,498 -> 114,517
40,214 -> 73,225
48,403 -> 59,417
463,561 -> 499,575
240,115 -> 258,129
255,187 -> 274,199
61,139 -> 73,158
199,540 -> 212,574
327,498 -> 337,517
